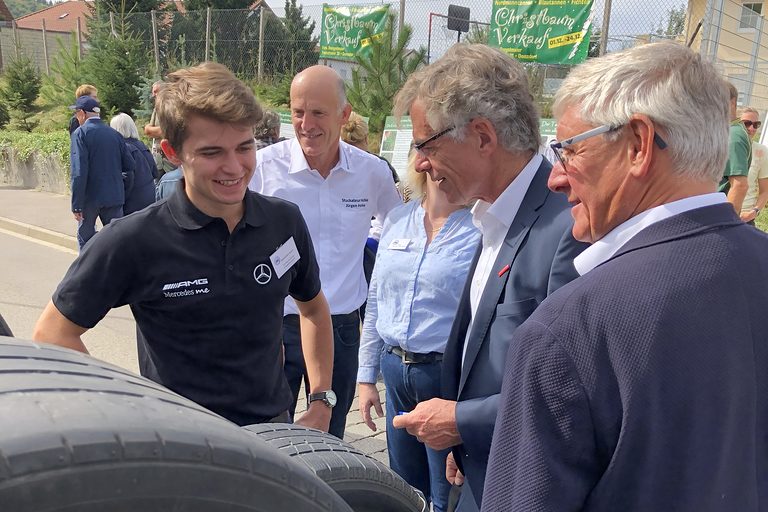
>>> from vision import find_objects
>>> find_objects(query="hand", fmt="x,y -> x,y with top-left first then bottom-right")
295,402 -> 331,432
740,210 -> 757,222
73,212 -> 83,222
446,452 -> 464,486
358,383 -> 384,431
391,398 -> 462,450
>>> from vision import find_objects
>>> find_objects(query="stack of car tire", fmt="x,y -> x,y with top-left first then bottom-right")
0,314 -> 425,512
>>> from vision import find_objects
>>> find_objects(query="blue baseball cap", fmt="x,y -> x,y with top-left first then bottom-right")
70,95 -> 100,113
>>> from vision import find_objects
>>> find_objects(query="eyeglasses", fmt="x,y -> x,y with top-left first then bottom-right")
550,123 -> 668,169
743,120 -> 762,129
411,126 -> 455,157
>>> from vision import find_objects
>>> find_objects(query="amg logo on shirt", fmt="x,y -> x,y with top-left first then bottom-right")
162,278 -> 209,291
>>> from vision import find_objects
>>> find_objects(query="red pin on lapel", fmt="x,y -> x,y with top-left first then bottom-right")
498,264 -> 511,277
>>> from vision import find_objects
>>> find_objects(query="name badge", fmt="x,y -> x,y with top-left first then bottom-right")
270,237 -> 300,279
388,239 -> 411,250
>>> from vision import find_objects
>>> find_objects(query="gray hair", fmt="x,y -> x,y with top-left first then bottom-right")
554,41 -> 729,183
110,112 -> 140,139
394,43 -> 540,154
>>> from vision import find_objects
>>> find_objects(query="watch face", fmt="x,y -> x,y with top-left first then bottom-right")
325,390 -> 337,407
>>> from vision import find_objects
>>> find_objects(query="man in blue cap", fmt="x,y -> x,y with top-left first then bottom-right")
69,95 -> 135,249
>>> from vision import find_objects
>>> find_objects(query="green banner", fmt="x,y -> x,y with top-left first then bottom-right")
489,0 -> 593,64
319,4 -> 390,61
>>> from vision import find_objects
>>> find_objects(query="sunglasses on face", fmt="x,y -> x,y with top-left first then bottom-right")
743,120 -> 762,129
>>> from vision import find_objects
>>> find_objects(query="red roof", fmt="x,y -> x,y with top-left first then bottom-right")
0,0 -> 14,22
14,1 -> 91,33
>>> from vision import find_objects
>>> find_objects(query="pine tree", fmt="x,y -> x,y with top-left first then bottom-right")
347,15 -> 426,135
0,56 -> 42,131
39,33 -> 92,107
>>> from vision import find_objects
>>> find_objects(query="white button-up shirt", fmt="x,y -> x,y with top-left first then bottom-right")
250,138 -> 402,315
574,192 -> 728,275
463,154 -> 542,364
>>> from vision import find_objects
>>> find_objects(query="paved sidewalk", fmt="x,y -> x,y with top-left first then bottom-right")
0,186 -> 389,462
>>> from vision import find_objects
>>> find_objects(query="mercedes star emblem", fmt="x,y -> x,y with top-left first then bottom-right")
253,263 -> 272,285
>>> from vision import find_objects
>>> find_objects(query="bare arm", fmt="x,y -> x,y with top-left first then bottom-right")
144,125 -> 163,138
727,175 -> 749,213
294,291 -> 334,431
742,177 -> 768,222
32,301 -> 90,353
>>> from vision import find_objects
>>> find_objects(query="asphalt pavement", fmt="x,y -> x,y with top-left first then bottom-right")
0,185 -> 388,463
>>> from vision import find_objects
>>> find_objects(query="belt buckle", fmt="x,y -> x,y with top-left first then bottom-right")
402,351 -> 418,364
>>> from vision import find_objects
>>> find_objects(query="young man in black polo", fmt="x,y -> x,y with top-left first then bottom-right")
34,62 -> 336,431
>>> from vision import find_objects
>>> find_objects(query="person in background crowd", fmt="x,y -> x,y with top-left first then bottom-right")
69,96 -> 135,249
144,80 -> 175,176
357,153 -> 480,512
482,41 -> 768,512
254,110 -> 285,150
250,65 -> 402,439
155,166 -> 183,201
719,82 -> 752,213
390,44 -> 586,511
110,112 -> 159,215
34,62 -> 334,432
739,107 -> 767,225
68,84 -> 97,135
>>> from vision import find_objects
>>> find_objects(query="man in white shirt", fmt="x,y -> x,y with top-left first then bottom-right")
389,44 -> 586,511
250,65 -> 401,439
482,41 -> 768,512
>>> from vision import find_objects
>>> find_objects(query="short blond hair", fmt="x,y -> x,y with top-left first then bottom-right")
156,62 -> 262,151
75,84 -> 97,98
341,112 -> 368,146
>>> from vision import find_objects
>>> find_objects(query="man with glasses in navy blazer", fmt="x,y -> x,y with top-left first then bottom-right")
483,41 -> 768,512
390,44 -> 587,512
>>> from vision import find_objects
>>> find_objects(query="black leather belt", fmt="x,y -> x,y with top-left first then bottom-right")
386,345 -> 443,364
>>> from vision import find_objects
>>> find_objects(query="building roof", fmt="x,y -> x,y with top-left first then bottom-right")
14,1 -> 91,33
0,0 -> 13,23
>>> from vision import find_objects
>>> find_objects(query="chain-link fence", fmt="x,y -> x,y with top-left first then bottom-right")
0,0 -> 765,113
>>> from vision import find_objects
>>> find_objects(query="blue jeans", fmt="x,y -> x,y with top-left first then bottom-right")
77,204 -> 123,250
380,347 -> 451,512
282,311 -> 360,439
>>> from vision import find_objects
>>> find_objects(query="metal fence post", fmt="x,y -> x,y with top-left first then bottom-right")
258,5 -> 264,81
205,7 -> 211,61
110,11 -> 116,36
745,14 -> 764,104
12,20 -> 19,59
599,0 -> 612,55
151,9 -> 160,73
41,19 -> 49,74
399,0 -> 405,38
76,17 -> 83,59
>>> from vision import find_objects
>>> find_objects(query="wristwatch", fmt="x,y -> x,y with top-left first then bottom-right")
308,390 -> 337,408
752,207 -> 761,216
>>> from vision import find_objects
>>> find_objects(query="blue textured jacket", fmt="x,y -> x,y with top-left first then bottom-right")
70,118 -> 135,212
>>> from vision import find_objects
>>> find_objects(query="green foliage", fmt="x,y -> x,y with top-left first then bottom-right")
346,14 -> 426,135
39,33 -> 92,107
3,0 -> 49,18
0,129 -> 70,167
0,56 -> 42,132
0,102 -> 9,130
264,0 -> 319,76
656,5 -> 686,37
83,14 -> 147,116
465,23 -> 489,44
253,74 -> 292,109
757,213 -> 768,233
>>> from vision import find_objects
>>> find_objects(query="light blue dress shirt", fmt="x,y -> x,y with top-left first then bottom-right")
357,200 -> 481,383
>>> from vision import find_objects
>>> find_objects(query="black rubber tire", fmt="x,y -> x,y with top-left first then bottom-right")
0,312 -> 12,337
243,423 -> 427,512
0,336 -> 353,512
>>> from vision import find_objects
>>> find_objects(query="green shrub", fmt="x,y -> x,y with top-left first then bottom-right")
0,56 -> 42,132
0,130 -> 70,168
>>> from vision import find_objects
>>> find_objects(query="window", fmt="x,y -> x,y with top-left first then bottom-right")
740,2 -> 763,30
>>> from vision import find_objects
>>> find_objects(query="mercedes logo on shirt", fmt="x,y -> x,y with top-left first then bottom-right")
253,263 -> 272,285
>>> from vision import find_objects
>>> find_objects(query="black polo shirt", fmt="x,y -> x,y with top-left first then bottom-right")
53,185 -> 321,425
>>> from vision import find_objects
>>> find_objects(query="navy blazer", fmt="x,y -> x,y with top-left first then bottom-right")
70,118 -> 135,212
482,203 -> 768,511
442,158 -> 587,511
